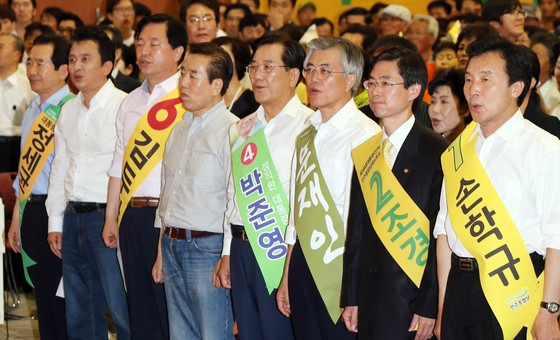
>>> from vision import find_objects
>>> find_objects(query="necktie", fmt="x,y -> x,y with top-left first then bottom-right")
382,138 -> 393,168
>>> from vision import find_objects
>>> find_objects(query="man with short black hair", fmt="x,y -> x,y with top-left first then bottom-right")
7,34 -> 72,340
57,11 -> 83,41
180,0 -> 220,43
8,0 -> 35,38
107,0 -> 136,47
0,4 -> 17,35
342,46 -> 447,340
481,0 -> 525,43
0,33 -> 35,172
311,17 -> 334,37
434,38 -> 560,340
428,0 -> 451,19
155,42 -> 237,340
46,26 -> 130,340
224,3 -> 250,38
103,13 -> 188,340
239,14 -> 267,42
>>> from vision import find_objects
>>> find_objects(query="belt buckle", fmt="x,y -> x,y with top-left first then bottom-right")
241,230 -> 249,241
167,228 -> 178,240
459,258 -> 473,271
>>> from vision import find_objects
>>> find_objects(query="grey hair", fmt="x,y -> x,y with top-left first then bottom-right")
411,14 -> 439,38
303,37 -> 364,96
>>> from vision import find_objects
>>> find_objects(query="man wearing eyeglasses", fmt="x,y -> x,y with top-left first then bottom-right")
180,0 -> 220,43
215,34 -> 313,340
106,0 -> 136,47
341,46 -> 448,340
276,37 -> 380,340
482,0 -> 525,44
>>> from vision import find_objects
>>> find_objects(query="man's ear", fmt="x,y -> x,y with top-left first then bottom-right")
288,68 -> 299,88
345,73 -> 357,92
408,83 -> 422,101
173,46 -> 185,63
211,78 -> 224,96
511,80 -> 524,99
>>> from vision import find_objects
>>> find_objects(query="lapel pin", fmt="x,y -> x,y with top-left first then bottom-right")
404,168 -> 409,174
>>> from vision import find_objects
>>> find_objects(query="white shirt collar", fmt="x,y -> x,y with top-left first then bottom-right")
383,114 -> 415,152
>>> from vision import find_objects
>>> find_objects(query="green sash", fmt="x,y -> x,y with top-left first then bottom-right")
18,93 -> 75,287
231,126 -> 289,293
294,125 -> 345,323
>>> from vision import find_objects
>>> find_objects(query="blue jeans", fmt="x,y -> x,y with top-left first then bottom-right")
61,207 -> 130,340
161,232 -> 234,340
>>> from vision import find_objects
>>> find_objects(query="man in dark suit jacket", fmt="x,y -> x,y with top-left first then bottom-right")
112,68 -> 141,93
341,47 -> 448,340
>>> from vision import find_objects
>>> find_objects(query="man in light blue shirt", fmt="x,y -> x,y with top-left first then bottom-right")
7,34 -> 72,340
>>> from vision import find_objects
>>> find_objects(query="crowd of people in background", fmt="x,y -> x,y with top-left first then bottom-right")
1,0 -> 560,339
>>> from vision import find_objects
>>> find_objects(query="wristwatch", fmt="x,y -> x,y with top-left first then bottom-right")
540,301 -> 560,313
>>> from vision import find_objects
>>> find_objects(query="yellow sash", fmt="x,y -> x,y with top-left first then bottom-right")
118,88 -> 185,226
18,94 -> 74,201
441,122 -> 543,340
352,132 -> 430,287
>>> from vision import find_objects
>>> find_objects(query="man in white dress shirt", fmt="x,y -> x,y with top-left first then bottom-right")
277,37 -> 381,340
434,38 -> 560,340
103,14 -> 187,340
215,34 -> 313,340
154,42 -> 238,340
0,33 -> 35,172
46,26 -> 130,340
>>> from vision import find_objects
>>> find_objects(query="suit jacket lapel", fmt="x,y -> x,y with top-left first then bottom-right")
391,121 -> 422,188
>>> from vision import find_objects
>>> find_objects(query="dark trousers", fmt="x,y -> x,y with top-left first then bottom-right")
289,241 -> 356,340
441,253 -> 545,340
0,136 -> 20,172
20,200 -> 67,340
119,206 -> 169,340
230,226 -> 294,340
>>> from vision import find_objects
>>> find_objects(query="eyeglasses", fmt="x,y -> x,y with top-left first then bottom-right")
363,79 -> 405,91
187,16 -> 215,25
246,63 -> 289,74
302,67 -> 345,80
507,9 -> 527,17
113,6 -> 134,14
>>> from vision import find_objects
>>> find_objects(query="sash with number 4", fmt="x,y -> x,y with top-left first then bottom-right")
230,115 -> 290,293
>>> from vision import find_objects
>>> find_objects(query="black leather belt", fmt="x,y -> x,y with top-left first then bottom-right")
68,201 -> 106,213
452,253 -> 478,271
163,227 -> 216,240
27,194 -> 47,204
231,224 -> 249,242
452,252 -> 544,272
0,136 -> 20,142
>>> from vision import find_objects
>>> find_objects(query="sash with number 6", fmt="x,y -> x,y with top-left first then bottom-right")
118,88 -> 185,226
230,115 -> 289,293
18,93 -> 75,287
